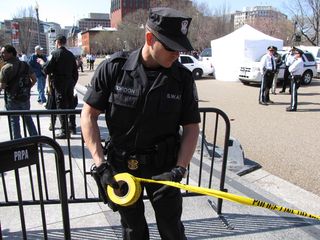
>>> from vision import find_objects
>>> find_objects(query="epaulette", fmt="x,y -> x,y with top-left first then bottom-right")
175,60 -> 191,74
108,51 -> 130,62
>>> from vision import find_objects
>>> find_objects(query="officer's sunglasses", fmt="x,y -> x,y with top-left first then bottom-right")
153,34 -> 176,52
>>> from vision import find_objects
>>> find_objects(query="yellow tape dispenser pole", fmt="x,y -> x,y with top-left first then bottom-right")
107,173 -> 320,221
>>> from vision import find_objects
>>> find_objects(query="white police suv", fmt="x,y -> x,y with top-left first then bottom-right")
239,50 -> 317,85
179,54 -> 215,79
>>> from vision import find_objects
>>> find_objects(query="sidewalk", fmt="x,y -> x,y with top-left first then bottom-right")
0,73 -> 320,239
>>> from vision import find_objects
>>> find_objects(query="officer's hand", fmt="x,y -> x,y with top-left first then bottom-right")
96,162 -> 119,189
151,166 -> 186,202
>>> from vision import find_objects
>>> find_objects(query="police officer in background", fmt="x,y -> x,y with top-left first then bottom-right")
259,46 -> 276,105
271,46 -> 282,94
280,46 -> 296,94
42,34 -> 78,138
81,7 -> 200,240
287,48 -> 304,112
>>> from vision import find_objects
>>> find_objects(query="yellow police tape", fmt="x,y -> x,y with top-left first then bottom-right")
107,173 -> 320,221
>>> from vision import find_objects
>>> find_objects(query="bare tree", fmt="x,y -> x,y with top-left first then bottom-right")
115,9 -> 148,51
212,2 -> 233,37
0,28 -> 10,47
91,31 -> 118,54
250,17 -> 294,44
12,6 -> 38,54
88,1 -> 235,54
286,0 -> 320,46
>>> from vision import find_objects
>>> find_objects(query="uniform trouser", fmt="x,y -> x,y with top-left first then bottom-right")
289,75 -> 301,110
55,82 -> 74,134
271,72 -> 279,93
259,71 -> 274,102
112,162 -> 186,240
282,67 -> 291,92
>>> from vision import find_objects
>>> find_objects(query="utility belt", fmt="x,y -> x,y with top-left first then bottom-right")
126,153 -> 154,170
290,75 -> 302,82
265,69 -> 275,74
104,135 -> 180,171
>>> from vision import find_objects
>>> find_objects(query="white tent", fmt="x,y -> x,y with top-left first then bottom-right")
210,24 -> 283,81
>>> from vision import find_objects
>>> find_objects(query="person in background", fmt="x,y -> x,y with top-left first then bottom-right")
19,51 -> 28,62
45,72 -> 57,130
41,34 -> 78,139
192,50 -> 199,59
81,7 -> 200,240
271,46 -> 282,94
0,54 -> 4,94
286,48 -> 304,112
28,45 -> 47,104
280,46 -> 296,94
89,54 -> 95,70
77,56 -> 84,72
0,45 -> 38,139
259,46 -> 276,105
86,53 -> 91,69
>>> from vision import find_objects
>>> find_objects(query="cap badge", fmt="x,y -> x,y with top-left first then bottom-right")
181,20 -> 189,35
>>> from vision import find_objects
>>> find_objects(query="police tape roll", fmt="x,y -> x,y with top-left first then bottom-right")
107,173 -> 320,221
107,173 -> 142,206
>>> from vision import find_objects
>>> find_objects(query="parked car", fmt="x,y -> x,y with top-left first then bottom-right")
179,54 -> 215,79
298,46 -> 320,77
199,48 -> 212,62
238,50 -> 317,85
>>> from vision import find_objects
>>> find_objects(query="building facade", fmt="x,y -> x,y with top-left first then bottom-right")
81,27 -> 116,54
110,0 -> 192,28
78,13 -> 110,31
3,18 -> 47,55
110,0 -> 150,28
233,6 -> 287,29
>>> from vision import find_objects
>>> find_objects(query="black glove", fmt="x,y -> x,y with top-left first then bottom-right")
95,162 -> 119,189
151,166 -> 187,202
91,162 -> 119,211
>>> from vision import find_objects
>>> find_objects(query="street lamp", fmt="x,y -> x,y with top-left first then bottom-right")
34,1 -> 41,45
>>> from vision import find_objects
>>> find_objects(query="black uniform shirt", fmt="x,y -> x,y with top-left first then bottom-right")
44,46 -> 78,89
84,48 -> 200,149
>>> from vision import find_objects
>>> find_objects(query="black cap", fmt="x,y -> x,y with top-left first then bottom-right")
294,48 -> 304,55
146,7 -> 193,52
55,34 -> 67,44
290,46 -> 297,51
267,46 -> 275,51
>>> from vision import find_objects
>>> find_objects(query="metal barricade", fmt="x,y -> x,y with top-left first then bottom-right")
0,136 -> 70,239
0,107 -> 231,237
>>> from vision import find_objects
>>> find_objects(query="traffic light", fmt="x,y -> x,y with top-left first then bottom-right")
295,34 -> 301,42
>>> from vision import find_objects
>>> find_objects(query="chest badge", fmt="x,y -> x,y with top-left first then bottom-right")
128,159 -> 139,170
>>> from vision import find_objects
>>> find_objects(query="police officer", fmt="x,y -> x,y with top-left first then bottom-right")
271,46 -> 282,94
42,34 -> 79,138
259,46 -> 276,105
81,7 -> 200,240
280,46 -> 296,94
287,48 -> 304,111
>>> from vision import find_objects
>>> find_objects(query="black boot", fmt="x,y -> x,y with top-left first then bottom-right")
56,129 -> 70,139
